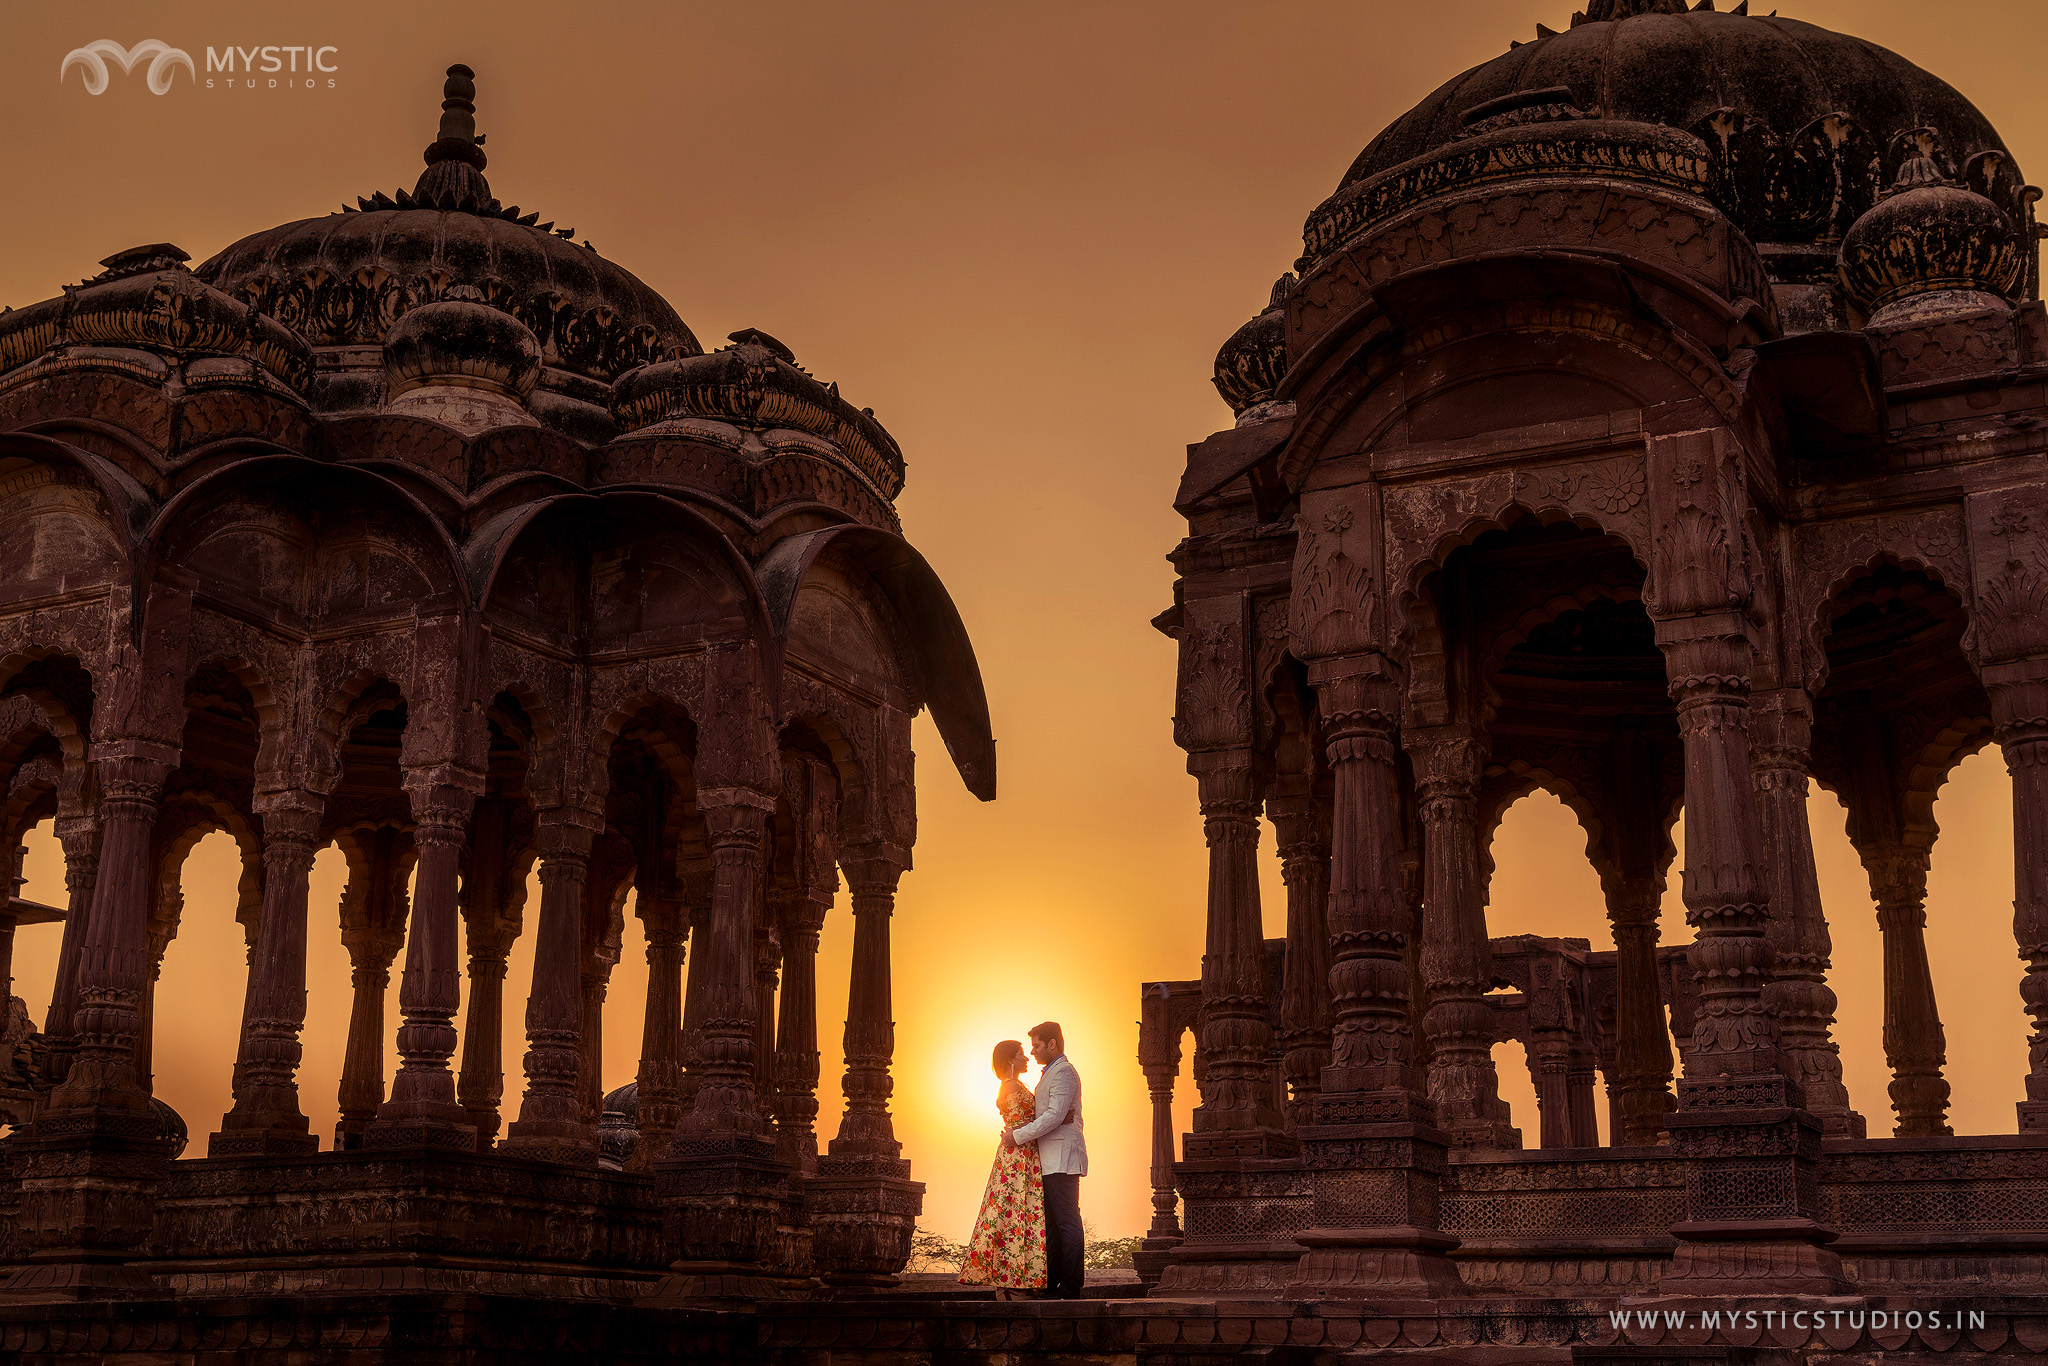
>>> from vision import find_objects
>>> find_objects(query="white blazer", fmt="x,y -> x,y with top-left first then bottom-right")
1011,1054 -> 1086,1176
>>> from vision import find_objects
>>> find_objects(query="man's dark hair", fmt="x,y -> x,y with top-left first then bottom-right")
1030,1021 -> 1064,1050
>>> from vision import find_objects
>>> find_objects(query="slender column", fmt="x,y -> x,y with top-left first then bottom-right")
39,815 -> 101,1086
634,896 -> 687,1168
1312,671 -> 1423,1104
1410,728 -> 1517,1148
1566,1035 -> 1600,1146
369,802 -> 475,1146
457,927 -> 513,1149
773,899 -> 823,1171
676,874 -> 712,1111
133,882 -> 182,1089
675,795 -> 773,1138
1989,662 -> 2048,1133
1271,793 -> 1333,1127
1862,845 -> 1951,1136
1658,628 -> 1782,1086
503,826 -> 597,1162
212,799 -> 322,1154
1605,877 -> 1676,1144
1752,690 -> 1862,1136
827,852 -> 904,1155
578,937 -> 613,1127
50,753 -> 172,1113
752,922 -> 781,1130
336,925 -> 402,1147
1188,755 -> 1283,1142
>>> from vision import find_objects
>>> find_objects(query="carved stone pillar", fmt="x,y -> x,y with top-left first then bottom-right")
1187,754 -> 1286,1148
752,921 -> 781,1131
1988,662 -> 2048,1133
1861,845 -> 1951,1137
772,898 -> 825,1173
503,824 -> 597,1163
39,814 -> 101,1088
368,799 -> 476,1148
1270,791 -> 1333,1127
212,797 -> 323,1155
656,778 -> 809,1300
677,873 -> 712,1112
456,925 -> 514,1150
674,797 -> 772,1138
1135,1057 -> 1183,1289
458,794 -> 526,1151
634,895 -> 688,1170
1653,608 -> 1844,1295
336,924 -> 403,1148
807,847 -> 923,1285
9,748 -> 177,1299
1286,660 -> 1462,1300
1604,878 -> 1675,1145
1410,728 -> 1517,1150
1566,1035 -> 1601,1147
1752,690 -> 1863,1137
133,881 -> 183,1091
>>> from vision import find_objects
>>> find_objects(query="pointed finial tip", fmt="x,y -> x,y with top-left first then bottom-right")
424,61 -> 487,173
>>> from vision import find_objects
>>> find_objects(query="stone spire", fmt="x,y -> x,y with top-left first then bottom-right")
413,63 -> 495,212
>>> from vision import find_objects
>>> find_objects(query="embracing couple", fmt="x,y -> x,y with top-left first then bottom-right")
956,1021 -> 1086,1299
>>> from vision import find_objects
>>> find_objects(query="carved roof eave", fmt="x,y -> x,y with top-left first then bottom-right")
1299,119 -> 1718,274
0,269 -> 314,397
610,345 -> 906,503
1271,249 -> 1768,493
754,524 -> 995,802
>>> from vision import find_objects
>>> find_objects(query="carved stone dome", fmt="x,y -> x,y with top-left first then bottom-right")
1212,274 -> 1294,422
1309,1 -> 2029,275
1840,152 -> 2024,322
192,65 -> 701,436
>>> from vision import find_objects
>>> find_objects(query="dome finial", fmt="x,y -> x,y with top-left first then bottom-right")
423,62 -> 487,173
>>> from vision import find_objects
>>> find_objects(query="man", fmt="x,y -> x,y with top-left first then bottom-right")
1004,1021 -> 1086,1298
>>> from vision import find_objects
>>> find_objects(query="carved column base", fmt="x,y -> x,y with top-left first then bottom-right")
1,1108 -> 173,1302
1286,1228 -> 1468,1300
649,1132 -> 812,1300
1132,1235 -> 1181,1291
808,1151 -> 923,1285
500,1112 -> 598,1166
1665,1084 -> 1846,1296
362,1100 -> 476,1152
1155,1156 -> 1307,1296
2020,1100 -> 2048,1133
204,1124 -> 319,1158
1281,1112 -> 1463,1301
1656,1222 -> 1851,1296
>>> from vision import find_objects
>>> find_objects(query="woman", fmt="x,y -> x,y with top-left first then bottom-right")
957,1038 -> 1046,1294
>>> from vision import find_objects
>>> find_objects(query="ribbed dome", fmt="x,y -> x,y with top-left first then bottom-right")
1319,6 -> 2026,264
192,65 -> 700,389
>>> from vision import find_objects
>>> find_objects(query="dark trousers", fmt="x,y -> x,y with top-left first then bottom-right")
1042,1172 -> 1084,1298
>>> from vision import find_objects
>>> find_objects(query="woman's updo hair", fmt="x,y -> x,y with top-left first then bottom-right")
991,1039 -> 1026,1077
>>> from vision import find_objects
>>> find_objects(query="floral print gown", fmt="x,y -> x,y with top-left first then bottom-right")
957,1081 -> 1047,1288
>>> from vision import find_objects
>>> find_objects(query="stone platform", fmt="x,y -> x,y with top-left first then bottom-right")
3,1288 -> 2045,1363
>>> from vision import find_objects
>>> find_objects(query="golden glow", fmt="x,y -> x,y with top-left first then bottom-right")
2,0 -> 2043,1243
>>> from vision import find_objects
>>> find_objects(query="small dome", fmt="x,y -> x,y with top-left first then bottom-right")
1212,274 -> 1293,420
1840,152 -> 2023,321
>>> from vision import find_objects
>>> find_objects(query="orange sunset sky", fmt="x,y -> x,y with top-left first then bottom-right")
0,1 -> 2040,1244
